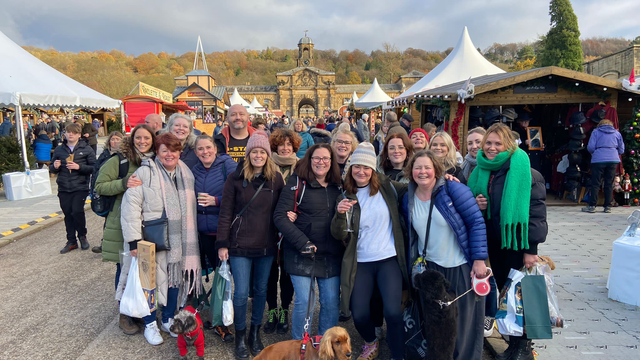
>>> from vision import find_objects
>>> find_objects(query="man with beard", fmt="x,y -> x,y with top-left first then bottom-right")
214,104 -> 257,162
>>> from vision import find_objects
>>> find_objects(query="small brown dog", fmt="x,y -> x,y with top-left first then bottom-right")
170,305 -> 205,360
255,326 -> 351,360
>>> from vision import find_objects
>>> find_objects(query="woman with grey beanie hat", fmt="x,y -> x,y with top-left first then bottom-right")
330,142 -> 409,360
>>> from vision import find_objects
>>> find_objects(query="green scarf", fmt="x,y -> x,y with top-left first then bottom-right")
468,148 -> 531,251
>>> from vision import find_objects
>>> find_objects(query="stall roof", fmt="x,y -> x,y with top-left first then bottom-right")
354,78 -> 393,108
397,27 -> 505,99
0,30 -> 120,108
403,66 -> 640,100
229,88 -> 258,114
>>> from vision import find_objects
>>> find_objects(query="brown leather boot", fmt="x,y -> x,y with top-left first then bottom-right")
119,314 -> 140,335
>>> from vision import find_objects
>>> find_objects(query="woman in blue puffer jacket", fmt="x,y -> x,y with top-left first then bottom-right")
32,131 -> 53,162
400,150 -> 488,360
583,119 -> 624,213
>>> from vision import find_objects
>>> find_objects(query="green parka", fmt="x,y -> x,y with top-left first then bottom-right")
330,173 -> 409,314
94,139 -> 144,263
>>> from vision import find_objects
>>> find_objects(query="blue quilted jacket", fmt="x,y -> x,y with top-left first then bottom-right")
401,177 -> 487,274
192,154 -> 237,234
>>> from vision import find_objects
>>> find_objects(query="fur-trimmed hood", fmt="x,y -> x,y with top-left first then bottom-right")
117,137 -> 144,166
310,128 -> 331,137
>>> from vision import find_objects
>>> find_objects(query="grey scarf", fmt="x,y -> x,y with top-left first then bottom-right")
460,153 -> 477,181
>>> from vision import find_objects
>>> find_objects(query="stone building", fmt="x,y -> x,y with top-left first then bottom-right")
583,44 -> 639,80
173,34 -> 425,118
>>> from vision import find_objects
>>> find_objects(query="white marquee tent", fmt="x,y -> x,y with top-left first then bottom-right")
250,97 -> 266,114
229,88 -> 258,114
351,91 -> 359,103
397,27 -> 505,99
354,78 -> 392,108
0,30 -> 120,175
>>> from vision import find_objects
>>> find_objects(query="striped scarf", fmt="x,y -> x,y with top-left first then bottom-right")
154,157 -> 201,296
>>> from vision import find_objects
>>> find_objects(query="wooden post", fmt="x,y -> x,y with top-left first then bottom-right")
461,104 -> 470,155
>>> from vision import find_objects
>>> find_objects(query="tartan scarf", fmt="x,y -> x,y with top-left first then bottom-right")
468,148 -> 531,251
154,157 -> 201,296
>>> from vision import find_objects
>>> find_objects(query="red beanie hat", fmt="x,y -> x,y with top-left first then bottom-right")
409,128 -> 430,143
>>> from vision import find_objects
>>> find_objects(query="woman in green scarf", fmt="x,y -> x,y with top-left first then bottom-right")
467,123 -> 548,360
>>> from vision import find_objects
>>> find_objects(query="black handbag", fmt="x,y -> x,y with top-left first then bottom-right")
142,208 -> 170,251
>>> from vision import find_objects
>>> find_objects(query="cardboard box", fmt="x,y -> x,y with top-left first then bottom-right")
137,241 -> 157,312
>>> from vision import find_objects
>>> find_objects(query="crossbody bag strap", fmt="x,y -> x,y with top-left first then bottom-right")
421,198 -> 436,258
232,180 -> 266,227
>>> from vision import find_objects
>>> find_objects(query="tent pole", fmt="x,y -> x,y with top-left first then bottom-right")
15,104 -> 30,173
120,103 -> 125,134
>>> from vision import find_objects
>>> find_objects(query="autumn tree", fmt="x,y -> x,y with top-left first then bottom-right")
538,0 -> 583,70
346,71 -> 362,84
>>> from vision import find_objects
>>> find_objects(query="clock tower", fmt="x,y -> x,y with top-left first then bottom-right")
297,31 -> 314,67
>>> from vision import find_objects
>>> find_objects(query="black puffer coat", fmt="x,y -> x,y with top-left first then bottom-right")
485,159 -> 548,256
216,164 -> 284,257
81,123 -> 98,146
49,139 -> 95,192
274,174 -> 344,278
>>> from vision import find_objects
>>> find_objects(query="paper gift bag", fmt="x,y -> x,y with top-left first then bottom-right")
521,273 -> 553,339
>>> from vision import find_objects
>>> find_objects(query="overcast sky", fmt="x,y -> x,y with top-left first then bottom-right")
0,0 -> 638,55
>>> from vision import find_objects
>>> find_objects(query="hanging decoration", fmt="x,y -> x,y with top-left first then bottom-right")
445,101 -> 465,149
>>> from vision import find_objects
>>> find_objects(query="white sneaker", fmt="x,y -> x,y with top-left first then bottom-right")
144,322 -> 164,345
161,318 -> 178,338
483,317 -> 494,337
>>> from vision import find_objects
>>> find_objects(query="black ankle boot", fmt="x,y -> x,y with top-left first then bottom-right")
263,308 -> 278,334
511,338 -> 534,360
248,324 -> 264,356
234,328 -> 249,359
277,308 -> 289,334
496,336 -> 520,360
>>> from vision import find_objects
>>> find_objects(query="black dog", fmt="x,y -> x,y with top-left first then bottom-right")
414,269 -> 458,360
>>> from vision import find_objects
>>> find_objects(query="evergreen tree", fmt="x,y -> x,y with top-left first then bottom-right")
631,36 -> 640,46
620,106 -> 640,205
538,0 -> 584,71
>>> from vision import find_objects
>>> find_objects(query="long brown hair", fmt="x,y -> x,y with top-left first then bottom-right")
380,132 -> 414,172
294,144 -> 342,185
343,166 -> 380,196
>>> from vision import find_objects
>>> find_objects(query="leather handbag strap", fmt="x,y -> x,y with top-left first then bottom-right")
421,198 -> 436,258
231,180 -> 266,227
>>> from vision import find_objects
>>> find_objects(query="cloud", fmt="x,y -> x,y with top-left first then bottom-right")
1,0 -> 635,55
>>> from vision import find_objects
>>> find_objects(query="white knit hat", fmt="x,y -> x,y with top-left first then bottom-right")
350,142 -> 377,169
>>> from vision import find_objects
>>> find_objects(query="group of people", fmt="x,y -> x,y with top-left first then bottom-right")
48,102 -> 547,360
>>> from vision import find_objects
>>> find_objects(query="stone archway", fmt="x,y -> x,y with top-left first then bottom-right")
298,97 -> 316,118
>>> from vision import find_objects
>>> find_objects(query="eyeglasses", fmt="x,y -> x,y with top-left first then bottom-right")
311,156 -> 332,163
335,140 -> 351,145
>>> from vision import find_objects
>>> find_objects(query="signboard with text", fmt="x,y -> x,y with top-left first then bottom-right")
137,82 -> 173,103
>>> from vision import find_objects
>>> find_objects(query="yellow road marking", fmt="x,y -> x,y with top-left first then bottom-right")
34,218 -> 45,222
18,224 -> 30,229
1,231 -> 14,236
49,213 -> 59,217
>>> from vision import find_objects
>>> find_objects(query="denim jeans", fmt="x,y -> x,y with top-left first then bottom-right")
143,287 -> 179,325
290,274 -> 340,340
229,255 -> 274,331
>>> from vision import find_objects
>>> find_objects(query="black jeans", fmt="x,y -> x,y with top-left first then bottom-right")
588,162 -> 617,207
266,248 -> 294,310
58,190 -> 88,243
351,257 -> 404,359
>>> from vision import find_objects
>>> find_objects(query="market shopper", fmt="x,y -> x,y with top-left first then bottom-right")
163,113 -> 199,169
216,131 -> 284,358
378,132 -> 414,182
214,104 -> 257,162
372,120 -> 389,156
120,133 -> 201,346
358,114 -> 371,142
95,126 -> 151,335
274,143 -> 344,340
77,117 -> 98,155
192,134 -> 237,342
50,123 -> 96,254
583,119 -> 624,213
461,127 -> 486,181
331,142 -> 409,360
331,129 -> 358,177
262,128 -> 301,335
409,128 -> 429,151
429,131 -> 464,181
145,113 -> 164,135
401,150 -> 488,360
291,119 -> 315,158
91,130 -> 124,254
32,131 -> 53,163
467,123 -> 548,360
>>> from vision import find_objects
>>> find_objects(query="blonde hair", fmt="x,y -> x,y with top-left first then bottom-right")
467,127 -> 486,137
429,131 -> 458,172
290,119 -> 308,132
481,123 -> 518,154
163,113 -> 196,148
331,129 -> 358,153
242,150 -> 278,182
598,119 -> 613,127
